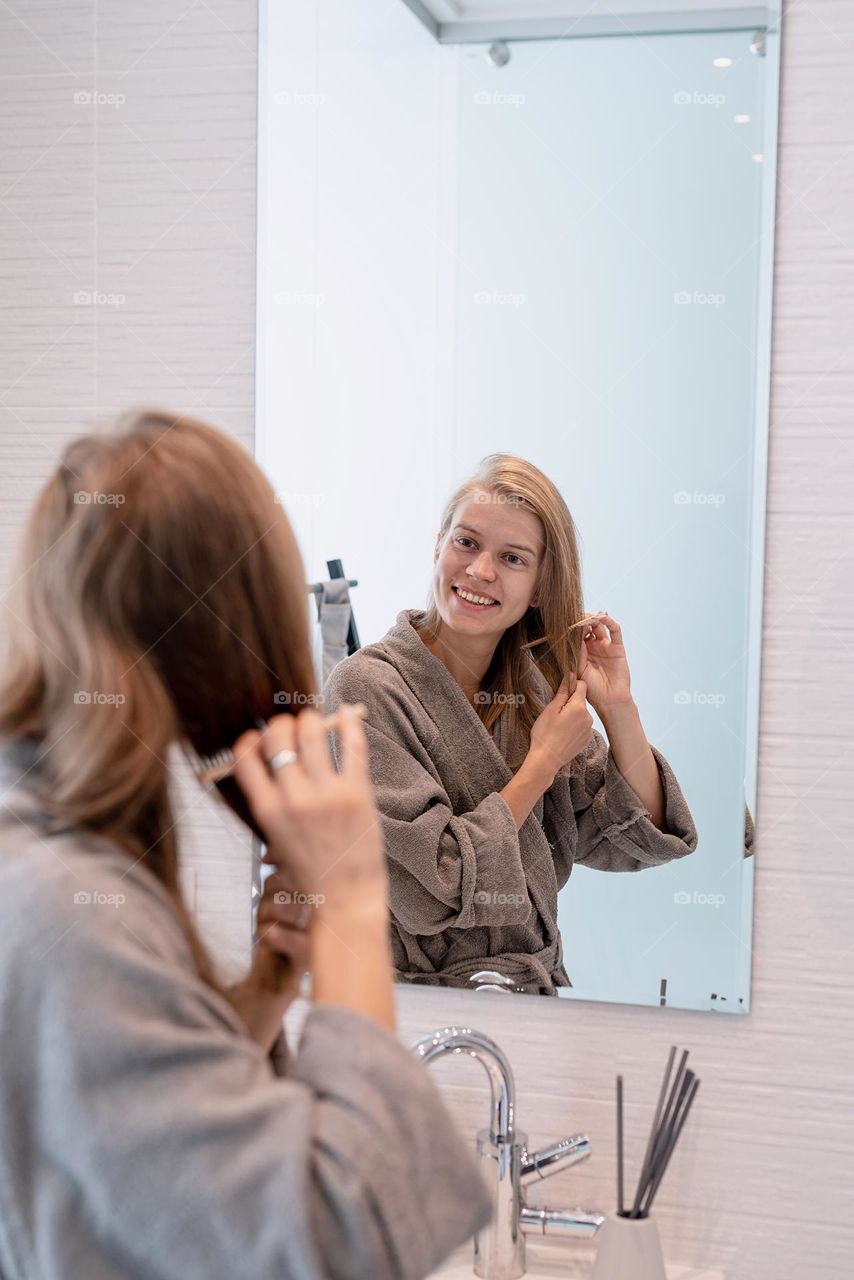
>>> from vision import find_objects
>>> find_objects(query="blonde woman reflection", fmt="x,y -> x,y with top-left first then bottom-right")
323,455 -> 699,995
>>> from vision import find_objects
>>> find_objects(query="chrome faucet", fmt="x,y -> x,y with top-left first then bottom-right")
412,1026 -> 604,1280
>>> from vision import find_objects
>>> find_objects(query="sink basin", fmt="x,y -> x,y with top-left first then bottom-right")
427,1237 -> 725,1279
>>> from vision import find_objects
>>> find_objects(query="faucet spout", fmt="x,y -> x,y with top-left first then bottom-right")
412,1026 -> 602,1280
412,1025 -> 515,1143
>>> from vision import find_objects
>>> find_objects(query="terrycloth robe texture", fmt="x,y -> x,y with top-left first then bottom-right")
0,737 -> 492,1280
322,609 -> 699,994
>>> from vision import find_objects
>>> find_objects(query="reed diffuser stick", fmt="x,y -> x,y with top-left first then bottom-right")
631,1049 -> 689,1216
617,1074 -> 624,1216
642,1077 -> 700,1216
629,1045 -> 676,1218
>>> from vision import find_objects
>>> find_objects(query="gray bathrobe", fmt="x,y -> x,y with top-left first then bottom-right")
322,609 -> 699,995
0,738 -> 491,1280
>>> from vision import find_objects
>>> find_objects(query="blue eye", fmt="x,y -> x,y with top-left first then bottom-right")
454,537 -> 526,567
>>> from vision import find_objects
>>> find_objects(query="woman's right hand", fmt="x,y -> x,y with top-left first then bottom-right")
527,677 -> 594,782
231,705 -> 389,916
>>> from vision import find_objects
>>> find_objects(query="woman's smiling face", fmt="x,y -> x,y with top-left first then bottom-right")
432,491 -> 545,638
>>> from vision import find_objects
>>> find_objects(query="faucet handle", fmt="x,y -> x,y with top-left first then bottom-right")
519,1205 -> 605,1238
468,970 -> 514,994
468,970 -> 528,994
520,1133 -> 592,1183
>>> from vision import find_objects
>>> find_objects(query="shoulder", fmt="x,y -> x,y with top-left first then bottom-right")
0,817 -> 195,986
0,815 -> 252,1055
324,652 -> 431,752
321,621 -> 442,758
322,644 -> 411,718
322,616 -> 428,718
322,640 -> 400,698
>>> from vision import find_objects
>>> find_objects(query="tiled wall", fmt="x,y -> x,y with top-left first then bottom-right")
0,0 -> 259,979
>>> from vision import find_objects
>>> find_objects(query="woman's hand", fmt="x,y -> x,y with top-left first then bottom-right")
227,872 -> 311,1053
527,676 -> 594,782
576,612 -> 634,713
232,703 -> 396,1033
255,872 -> 313,988
231,704 -> 389,914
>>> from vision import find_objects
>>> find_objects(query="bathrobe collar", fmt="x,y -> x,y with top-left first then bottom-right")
384,609 -> 519,774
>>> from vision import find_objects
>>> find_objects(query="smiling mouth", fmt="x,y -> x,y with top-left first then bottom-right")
452,584 -> 500,608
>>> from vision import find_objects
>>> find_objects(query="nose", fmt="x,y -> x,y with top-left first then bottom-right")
468,553 -> 496,582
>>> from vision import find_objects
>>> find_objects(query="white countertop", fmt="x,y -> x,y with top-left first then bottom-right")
427,1237 -> 724,1279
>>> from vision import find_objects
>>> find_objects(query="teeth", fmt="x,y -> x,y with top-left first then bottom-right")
455,586 -> 497,606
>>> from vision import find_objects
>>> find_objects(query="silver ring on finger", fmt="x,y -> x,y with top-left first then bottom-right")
267,748 -> 298,772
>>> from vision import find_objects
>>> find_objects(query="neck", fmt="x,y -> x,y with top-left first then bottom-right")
419,619 -> 499,703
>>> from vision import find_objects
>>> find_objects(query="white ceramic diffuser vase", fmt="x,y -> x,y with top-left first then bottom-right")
589,1211 -> 667,1280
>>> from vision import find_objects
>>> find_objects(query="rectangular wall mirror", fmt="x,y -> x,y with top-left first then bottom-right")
255,0 -> 782,1015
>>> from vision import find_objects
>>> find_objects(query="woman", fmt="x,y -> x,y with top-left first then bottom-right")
0,410 -> 491,1279
322,455 -> 699,995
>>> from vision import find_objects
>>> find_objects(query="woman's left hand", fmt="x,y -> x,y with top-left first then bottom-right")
228,873 -> 312,1053
576,612 -> 635,713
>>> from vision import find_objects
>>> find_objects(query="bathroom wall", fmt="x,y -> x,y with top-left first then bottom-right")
0,0 -> 260,980
1,2 -> 852,1277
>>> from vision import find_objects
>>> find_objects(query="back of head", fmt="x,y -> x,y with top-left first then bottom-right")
0,409 -> 316,982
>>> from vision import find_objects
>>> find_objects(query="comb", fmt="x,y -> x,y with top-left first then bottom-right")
193,707 -> 367,788
187,705 -> 367,997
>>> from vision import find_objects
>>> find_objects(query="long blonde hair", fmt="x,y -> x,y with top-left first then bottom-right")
417,454 -> 585,742
0,409 -> 317,999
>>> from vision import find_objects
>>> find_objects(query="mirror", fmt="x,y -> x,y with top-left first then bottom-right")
255,0 -> 782,1013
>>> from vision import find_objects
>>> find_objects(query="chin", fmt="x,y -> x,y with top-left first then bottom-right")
446,603 -> 505,634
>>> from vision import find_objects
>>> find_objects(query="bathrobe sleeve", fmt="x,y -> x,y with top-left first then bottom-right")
12,856 -> 492,1280
545,728 -> 698,882
323,662 -> 533,932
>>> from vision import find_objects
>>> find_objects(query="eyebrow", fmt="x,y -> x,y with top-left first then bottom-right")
454,524 -> 538,557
